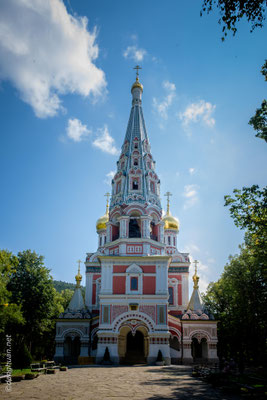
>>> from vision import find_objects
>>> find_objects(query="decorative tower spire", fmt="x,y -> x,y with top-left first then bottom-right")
110,67 -> 161,212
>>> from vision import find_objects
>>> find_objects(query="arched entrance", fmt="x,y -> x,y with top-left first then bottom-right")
191,337 -> 208,362
118,326 -> 148,365
63,335 -> 81,364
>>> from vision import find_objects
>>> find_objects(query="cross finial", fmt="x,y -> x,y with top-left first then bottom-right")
77,259 -> 82,273
194,259 -> 199,274
133,65 -> 142,80
164,191 -> 172,215
104,192 -> 110,214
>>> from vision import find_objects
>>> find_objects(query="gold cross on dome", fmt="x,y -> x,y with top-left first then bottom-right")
104,192 -> 110,213
194,259 -> 199,274
133,65 -> 142,79
77,259 -> 82,272
164,191 -> 172,214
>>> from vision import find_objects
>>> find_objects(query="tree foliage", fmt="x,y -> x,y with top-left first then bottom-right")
201,0 -> 267,40
204,244 -> 267,366
204,185 -> 267,367
249,60 -> 267,142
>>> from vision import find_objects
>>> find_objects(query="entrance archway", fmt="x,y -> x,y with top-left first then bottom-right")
191,337 -> 208,361
118,326 -> 148,364
63,335 -> 81,364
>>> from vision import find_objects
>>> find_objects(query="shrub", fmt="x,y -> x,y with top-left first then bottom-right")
12,344 -> 32,370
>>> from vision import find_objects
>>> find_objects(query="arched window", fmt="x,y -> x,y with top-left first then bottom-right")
132,179 -> 139,190
150,181 -> 155,193
129,218 -> 141,238
134,159 -> 138,166
168,236 -> 171,245
134,142 -> 138,149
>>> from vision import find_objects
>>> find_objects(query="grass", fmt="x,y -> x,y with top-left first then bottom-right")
12,369 -> 31,376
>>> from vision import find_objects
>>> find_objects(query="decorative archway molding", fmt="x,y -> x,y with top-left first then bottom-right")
189,330 -> 211,343
169,327 -> 181,340
112,311 -> 155,333
60,328 -> 84,339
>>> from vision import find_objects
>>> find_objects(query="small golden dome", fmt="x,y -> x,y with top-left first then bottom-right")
96,212 -> 109,231
75,262 -> 82,288
131,77 -> 143,92
163,213 -> 179,231
96,194 -> 110,231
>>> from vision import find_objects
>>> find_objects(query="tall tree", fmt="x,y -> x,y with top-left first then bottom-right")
7,250 -> 63,358
201,0 -> 267,40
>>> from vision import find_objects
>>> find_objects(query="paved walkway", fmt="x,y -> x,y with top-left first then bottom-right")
1,365 -> 240,400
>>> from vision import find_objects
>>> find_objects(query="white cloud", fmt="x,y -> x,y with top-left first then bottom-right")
92,125 -> 119,155
0,0 -> 106,118
183,184 -> 199,209
153,80 -> 176,119
179,100 -> 216,127
104,170 -> 115,186
189,167 -> 196,175
123,45 -> 147,62
66,118 -> 91,142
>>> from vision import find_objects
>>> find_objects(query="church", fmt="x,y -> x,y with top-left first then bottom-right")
54,69 -> 218,365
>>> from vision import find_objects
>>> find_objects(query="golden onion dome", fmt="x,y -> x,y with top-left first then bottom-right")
163,212 -> 179,231
75,264 -> 82,288
96,212 -> 109,231
96,195 -> 110,231
131,77 -> 143,92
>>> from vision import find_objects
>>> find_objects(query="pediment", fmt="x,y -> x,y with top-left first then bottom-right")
126,263 -> 142,274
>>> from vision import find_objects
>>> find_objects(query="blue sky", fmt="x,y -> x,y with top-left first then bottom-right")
0,0 -> 266,293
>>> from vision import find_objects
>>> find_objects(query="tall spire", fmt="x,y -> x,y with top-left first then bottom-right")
110,68 -> 161,211
165,192 -> 172,216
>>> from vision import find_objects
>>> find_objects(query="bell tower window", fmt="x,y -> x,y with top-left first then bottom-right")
134,159 -> 138,166
129,218 -> 141,238
150,181 -> 155,193
134,142 -> 138,149
132,179 -> 139,190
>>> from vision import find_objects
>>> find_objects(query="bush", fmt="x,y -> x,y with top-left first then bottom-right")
59,366 -> 67,371
12,343 -> 32,370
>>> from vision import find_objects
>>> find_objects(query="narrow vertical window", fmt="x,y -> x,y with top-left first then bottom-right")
168,287 -> 174,305
168,236 -> 171,245
158,305 -> 166,324
130,277 -> 138,290
102,306 -> 110,323
132,179 -> 139,190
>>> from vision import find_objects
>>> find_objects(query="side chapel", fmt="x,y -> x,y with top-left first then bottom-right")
54,68 -> 218,365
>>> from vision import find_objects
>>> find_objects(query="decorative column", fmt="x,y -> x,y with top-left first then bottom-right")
101,262 -> 113,294
140,215 -> 152,239
158,221 -> 165,243
85,273 -> 93,308
118,216 -> 129,238
106,222 -> 112,243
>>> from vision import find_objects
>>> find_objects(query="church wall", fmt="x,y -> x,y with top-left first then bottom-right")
143,276 -> 156,294
113,276 -> 126,294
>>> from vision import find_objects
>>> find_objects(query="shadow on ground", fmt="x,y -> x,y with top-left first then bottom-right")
142,366 -> 241,400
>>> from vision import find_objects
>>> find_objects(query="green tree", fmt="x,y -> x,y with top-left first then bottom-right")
0,251 -> 24,360
249,60 -> 267,142
7,250 -> 63,359
201,0 -> 267,40
204,244 -> 267,366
